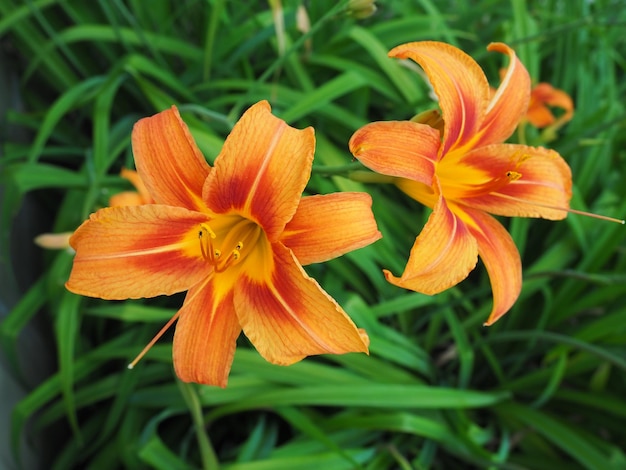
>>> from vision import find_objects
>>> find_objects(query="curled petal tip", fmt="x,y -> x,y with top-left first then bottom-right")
486,42 -> 512,53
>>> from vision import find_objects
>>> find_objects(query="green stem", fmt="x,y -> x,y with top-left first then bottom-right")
348,169 -> 397,184
177,381 -> 220,470
516,121 -> 527,145
310,162 -> 363,176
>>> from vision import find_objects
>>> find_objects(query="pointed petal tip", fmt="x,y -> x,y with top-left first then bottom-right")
383,268 -> 445,296
485,299 -> 519,327
483,316 -> 498,327
483,306 -> 512,326
382,199 -> 479,296
254,99 -> 271,111
461,208 -> 522,327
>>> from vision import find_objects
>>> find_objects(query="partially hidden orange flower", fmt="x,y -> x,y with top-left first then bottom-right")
35,169 -> 152,250
525,82 -> 574,129
350,41 -> 573,325
66,100 -> 380,387
108,168 -> 154,206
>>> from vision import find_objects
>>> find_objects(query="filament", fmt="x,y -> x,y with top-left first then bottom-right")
494,192 -> 625,224
127,310 -> 181,370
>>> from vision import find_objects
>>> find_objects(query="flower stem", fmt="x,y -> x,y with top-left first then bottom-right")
177,381 -> 220,470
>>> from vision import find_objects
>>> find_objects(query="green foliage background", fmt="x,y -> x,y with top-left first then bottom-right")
1,0 -> 626,468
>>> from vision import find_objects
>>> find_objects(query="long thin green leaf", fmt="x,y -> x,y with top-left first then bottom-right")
496,402 -> 616,470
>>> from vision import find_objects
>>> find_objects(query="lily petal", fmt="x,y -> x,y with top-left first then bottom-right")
203,101 -> 315,241
390,41 -> 489,155
66,205 -> 209,299
385,193 -> 478,294
460,206 -> 522,325
173,276 -> 241,387
132,106 -> 210,212
281,192 -> 381,265
349,121 -> 439,185
234,243 -> 369,365
459,144 -> 572,219
477,43 -> 531,147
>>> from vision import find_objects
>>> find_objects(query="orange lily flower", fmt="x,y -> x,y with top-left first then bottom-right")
66,101 -> 380,387
526,82 -> 574,129
350,41 -> 572,325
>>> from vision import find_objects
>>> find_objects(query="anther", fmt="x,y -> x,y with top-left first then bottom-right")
198,223 -> 247,273
506,171 -> 522,181
214,247 -> 242,273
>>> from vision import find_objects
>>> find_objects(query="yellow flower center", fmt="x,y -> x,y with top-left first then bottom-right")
395,160 -> 521,209
437,159 -> 521,201
197,215 -> 269,277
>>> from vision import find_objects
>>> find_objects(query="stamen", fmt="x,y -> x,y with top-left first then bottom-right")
506,171 -> 522,181
127,310 -> 181,370
214,242 -> 244,273
564,208 -> 625,224
198,220 -> 252,272
494,192 -> 625,224
198,224 -> 218,263
197,218 -> 263,274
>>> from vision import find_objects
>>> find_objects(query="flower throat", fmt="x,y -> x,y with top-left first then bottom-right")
198,217 -> 262,272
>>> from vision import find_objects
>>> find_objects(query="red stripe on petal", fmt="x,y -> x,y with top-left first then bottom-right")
173,276 -> 241,387
385,195 -> 478,294
390,41 -> 490,156
461,207 -> 522,325
459,144 -> 572,219
132,106 -> 210,211
203,101 -> 315,241
66,205 -> 210,299
281,192 -> 381,265
234,244 -> 368,365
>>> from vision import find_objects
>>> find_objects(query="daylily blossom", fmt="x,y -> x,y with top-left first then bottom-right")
526,82 -> 574,129
350,41 -> 573,325
66,101 -> 380,387
35,169 -> 152,251
108,168 -> 153,207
